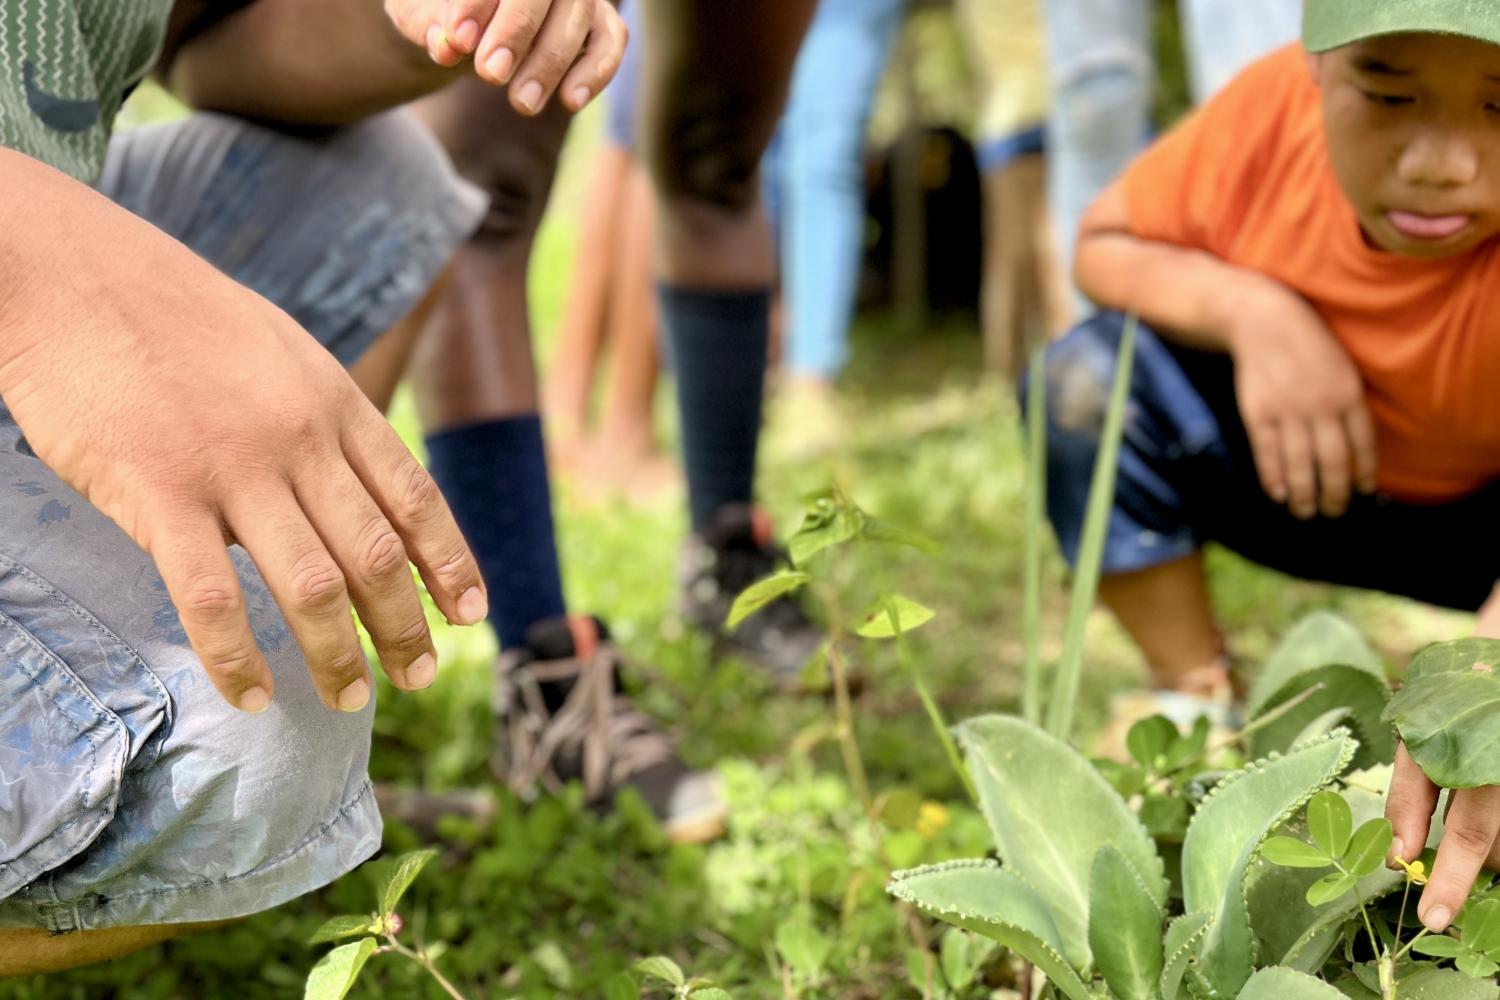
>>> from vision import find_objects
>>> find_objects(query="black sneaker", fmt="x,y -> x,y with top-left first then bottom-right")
679,503 -> 825,687
493,615 -> 726,845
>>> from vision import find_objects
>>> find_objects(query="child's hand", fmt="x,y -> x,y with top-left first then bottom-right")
385,0 -> 627,115
1223,281 -> 1379,519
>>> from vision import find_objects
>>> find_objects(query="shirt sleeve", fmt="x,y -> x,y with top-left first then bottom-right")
1122,44 -> 1305,257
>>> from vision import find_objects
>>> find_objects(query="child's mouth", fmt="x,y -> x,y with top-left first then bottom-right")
1387,210 -> 1471,241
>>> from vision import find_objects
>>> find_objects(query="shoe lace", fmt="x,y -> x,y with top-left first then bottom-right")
501,620 -> 677,802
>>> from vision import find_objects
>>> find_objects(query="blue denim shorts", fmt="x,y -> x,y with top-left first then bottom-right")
1039,313 -> 1500,612
0,110 -> 485,932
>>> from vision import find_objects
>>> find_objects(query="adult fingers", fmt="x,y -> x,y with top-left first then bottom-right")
340,411 -> 488,630
1278,419 -> 1318,520
508,0 -> 594,114
295,461 -> 437,693
1420,785 -> 1500,931
151,514 -> 275,713
1344,404 -> 1379,496
1246,418 -> 1288,506
1387,743 -> 1440,870
474,0 -> 552,85
425,23 -> 466,67
557,0 -> 628,112
444,0 -> 498,53
1311,415 -> 1352,518
225,487 -> 372,713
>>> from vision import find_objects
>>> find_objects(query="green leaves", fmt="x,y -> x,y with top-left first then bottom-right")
1385,638 -> 1500,787
787,487 -> 936,567
725,571 -> 809,630
1343,817 -> 1393,878
1259,790 -> 1393,910
855,593 -> 935,639
1088,846 -> 1164,1000
1413,898 -> 1500,979
958,714 -> 1164,970
1260,837 -> 1333,869
634,956 -> 686,989
1308,791 -> 1352,859
303,939 -> 377,1000
775,909 -> 833,980
887,861 -> 1091,1000
1304,872 -> 1358,907
380,848 -> 437,917
307,915 -> 376,946
1235,966 -> 1347,999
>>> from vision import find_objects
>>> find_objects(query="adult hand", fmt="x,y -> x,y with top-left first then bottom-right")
1223,282 -> 1378,519
0,168 -> 487,715
1384,588 -> 1500,932
385,0 -> 627,115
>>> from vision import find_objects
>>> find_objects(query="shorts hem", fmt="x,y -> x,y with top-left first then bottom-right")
0,780 -> 382,933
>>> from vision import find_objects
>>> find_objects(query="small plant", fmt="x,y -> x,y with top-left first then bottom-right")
304,848 -> 467,1000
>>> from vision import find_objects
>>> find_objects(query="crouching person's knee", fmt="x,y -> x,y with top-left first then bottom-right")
0,548 -> 380,939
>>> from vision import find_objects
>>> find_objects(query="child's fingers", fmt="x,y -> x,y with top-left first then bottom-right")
1246,418 -> 1288,505
1311,415 -> 1352,518
1278,419 -> 1318,520
445,0 -> 498,54
509,0 -> 594,114
1419,785 -> 1500,932
557,1 -> 628,113
1344,405 -> 1379,495
1386,743 -> 1439,872
426,22 -> 465,66
474,0 -> 552,85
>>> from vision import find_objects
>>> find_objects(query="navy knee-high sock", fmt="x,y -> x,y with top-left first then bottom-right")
424,415 -> 566,649
658,286 -> 771,530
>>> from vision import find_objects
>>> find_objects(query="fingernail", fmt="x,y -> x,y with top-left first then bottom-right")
485,47 -> 515,82
569,85 -> 591,108
454,18 -> 479,49
240,686 -> 271,714
406,652 -> 437,690
517,80 -> 544,112
1387,837 -> 1406,869
1421,903 -> 1452,933
336,677 -> 371,713
457,586 -> 488,625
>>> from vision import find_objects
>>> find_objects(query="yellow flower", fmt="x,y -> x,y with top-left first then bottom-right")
915,802 -> 951,839
1394,857 -> 1428,885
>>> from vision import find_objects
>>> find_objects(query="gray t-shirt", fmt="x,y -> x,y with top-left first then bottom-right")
0,0 -> 174,181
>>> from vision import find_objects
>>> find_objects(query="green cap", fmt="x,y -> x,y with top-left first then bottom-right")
1304,0 -> 1500,53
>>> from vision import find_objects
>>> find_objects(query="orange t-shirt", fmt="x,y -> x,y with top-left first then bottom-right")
1124,43 -> 1500,503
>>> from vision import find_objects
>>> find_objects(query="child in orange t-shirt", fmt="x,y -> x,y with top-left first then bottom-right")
1041,1 -> 1500,934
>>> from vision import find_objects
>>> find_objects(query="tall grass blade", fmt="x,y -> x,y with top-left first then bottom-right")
1045,314 -> 1139,740
1022,344 -> 1047,726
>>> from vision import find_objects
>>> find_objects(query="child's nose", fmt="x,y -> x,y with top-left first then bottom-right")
1397,129 -> 1480,189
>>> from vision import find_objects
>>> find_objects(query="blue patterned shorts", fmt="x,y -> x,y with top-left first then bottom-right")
0,110 -> 485,931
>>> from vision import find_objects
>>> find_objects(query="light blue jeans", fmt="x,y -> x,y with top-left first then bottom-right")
771,0 -> 908,381
1042,0 -> 1302,295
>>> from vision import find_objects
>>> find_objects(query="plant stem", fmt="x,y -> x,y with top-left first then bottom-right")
893,621 -> 976,805
386,937 -> 469,1000
1161,683 -> 1327,779
1022,344 -> 1047,726
823,589 -> 872,811
1393,927 -> 1432,962
1046,313 -> 1139,741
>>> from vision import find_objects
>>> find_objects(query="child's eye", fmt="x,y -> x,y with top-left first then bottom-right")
1361,90 -> 1414,107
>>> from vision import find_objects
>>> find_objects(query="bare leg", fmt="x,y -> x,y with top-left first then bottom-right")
0,922 -> 222,977
1096,552 -> 1228,694
348,268 -> 452,414
545,144 -> 635,460
407,80 -> 571,431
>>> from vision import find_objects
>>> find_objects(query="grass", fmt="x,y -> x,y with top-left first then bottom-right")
3,112 -> 1473,1000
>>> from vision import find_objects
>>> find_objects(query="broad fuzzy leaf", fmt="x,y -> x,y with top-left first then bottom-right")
1248,665 -> 1393,770
379,848 -> 437,917
1247,613 -> 1384,718
1181,731 -> 1355,998
958,715 -> 1165,970
888,860 -> 1091,1000
303,939 -> 377,1000
1235,967 -> 1346,999
1385,639 -> 1500,787
726,571 -> 809,630
1160,912 -> 1212,1000
1089,846 -> 1164,1000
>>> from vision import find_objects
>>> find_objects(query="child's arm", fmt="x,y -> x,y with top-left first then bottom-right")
1075,180 -> 1380,521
